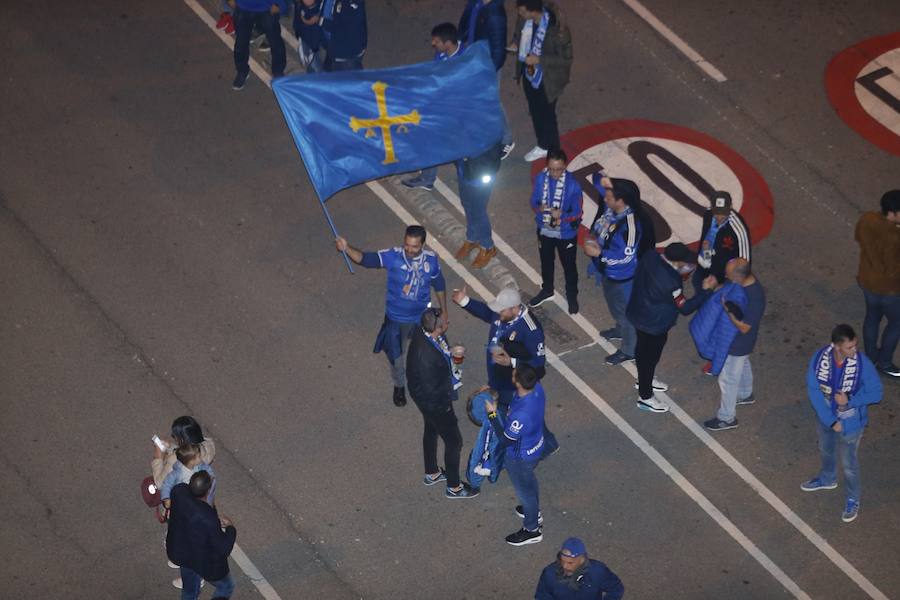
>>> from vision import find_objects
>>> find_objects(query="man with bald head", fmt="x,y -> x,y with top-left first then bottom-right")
704,258 -> 767,431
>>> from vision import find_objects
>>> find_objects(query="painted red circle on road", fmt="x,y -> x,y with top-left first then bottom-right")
826,31 -> 900,155
530,120 -> 774,249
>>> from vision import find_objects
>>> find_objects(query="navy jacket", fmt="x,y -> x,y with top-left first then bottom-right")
458,0 -> 507,71
535,559 -> 625,600
406,327 -> 454,413
324,0 -> 367,59
626,252 -> 691,335
461,297 -> 545,393
166,484 -> 236,582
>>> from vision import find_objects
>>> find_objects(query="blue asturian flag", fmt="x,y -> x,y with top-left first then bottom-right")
272,42 -> 504,201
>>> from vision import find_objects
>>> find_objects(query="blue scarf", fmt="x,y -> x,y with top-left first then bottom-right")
814,344 -> 862,420
519,10 -> 549,89
425,330 -> 462,390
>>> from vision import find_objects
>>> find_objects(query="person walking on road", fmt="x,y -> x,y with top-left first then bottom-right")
485,364 -> 547,546
801,324 -> 882,523
513,0 -> 572,162
854,190 -> 900,378
626,242 -> 698,414
534,537 -> 625,599
694,191 -> 751,290
166,472 -> 237,600
702,258 -> 766,431
230,0 -> 288,90
527,148 -> 584,314
584,177 -> 643,364
335,225 -> 448,407
457,0 -> 515,158
407,307 -> 478,498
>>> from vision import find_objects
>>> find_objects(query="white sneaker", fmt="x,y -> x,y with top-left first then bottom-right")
633,379 -> 669,392
167,560 -> 179,569
501,142 -> 515,160
523,146 -> 548,162
172,578 -> 204,590
636,395 -> 669,413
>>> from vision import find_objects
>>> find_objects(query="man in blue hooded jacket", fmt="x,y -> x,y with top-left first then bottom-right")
801,324 -> 882,523
535,537 -> 624,599
322,0 -> 367,71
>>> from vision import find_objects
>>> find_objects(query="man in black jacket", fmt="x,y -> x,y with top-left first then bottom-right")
694,190 -> 751,289
626,243 -> 699,414
407,307 -> 478,498
166,472 -> 237,600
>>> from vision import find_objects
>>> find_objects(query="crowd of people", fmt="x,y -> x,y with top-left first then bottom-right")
149,1 -> 898,598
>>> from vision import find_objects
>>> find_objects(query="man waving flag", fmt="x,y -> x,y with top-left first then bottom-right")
272,42 -> 504,202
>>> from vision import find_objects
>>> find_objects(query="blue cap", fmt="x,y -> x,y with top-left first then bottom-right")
560,537 -> 586,558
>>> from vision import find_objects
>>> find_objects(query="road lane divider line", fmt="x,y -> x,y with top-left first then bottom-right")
184,2 -> 878,597
617,0 -> 727,82
431,176 -> 888,600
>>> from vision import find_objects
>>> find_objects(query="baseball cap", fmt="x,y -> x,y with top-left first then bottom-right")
663,242 -> 697,264
488,288 -> 522,312
710,191 -> 732,215
560,537 -> 587,558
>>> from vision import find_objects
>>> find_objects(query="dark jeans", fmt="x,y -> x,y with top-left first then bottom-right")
861,285 -> 900,367
420,405 -> 463,488
635,329 -> 669,400
506,456 -> 541,531
180,568 -> 234,600
324,55 -> 364,72
522,77 -> 559,150
538,233 -> 578,301
233,8 -> 286,76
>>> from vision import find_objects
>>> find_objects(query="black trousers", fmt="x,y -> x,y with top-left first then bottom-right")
635,329 -> 669,400
538,234 -> 578,300
420,405 -> 463,488
522,77 -> 560,150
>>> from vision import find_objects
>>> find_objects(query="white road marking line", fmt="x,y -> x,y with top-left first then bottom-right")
432,178 -> 889,600
182,2 -> 882,597
617,0 -> 727,83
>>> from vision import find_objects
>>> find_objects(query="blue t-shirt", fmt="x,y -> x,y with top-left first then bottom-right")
376,247 -> 445,323
729,281 -> 765,356
504,383 -> 546,460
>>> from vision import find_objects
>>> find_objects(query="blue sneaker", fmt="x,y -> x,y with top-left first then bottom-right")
841,500 -> 859,523
401,175 -> 434,191
800,477 -> 837,492
423,470 -> 446,486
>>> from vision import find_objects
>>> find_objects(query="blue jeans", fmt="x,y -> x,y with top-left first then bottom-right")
233,8 -> 286,76
861,285 -> 900,367
458,177 -> 495,249
600,276 -> 636,356
506,455 -> 541,531
814,420 -> 863,503
717,354 -> 753,422
180,568 -> 235,600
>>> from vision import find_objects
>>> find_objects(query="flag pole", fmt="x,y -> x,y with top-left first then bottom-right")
317,194 -> 355,274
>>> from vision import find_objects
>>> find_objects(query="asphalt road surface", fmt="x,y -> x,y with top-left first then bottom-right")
1,1 -> 898,598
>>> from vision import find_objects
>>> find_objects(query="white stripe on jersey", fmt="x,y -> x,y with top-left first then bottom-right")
522,311 -> 538,331
625,212 -> 636,250
729,211 -> 751,260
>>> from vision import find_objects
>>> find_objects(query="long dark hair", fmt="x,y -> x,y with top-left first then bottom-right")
171,416 -> 204,446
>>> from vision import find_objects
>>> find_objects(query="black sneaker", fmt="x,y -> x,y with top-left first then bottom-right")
527,289 -> 555,308
505,527 -> 543,546
232,71 -> 249,90
423,469 -> 446,486
567,298 -> 579,315
393,386 -> 407,407
445,483 -> 479,499
605,350 -> 634,366
704,417 -> 738,431
878,363 -> 900,377
598,327 -> 622,341
514,505 -> 544,525
736,394 -> 755,405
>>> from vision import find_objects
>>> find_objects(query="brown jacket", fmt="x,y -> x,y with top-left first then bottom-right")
514,2 -> 573,103
855,211 -> 900,295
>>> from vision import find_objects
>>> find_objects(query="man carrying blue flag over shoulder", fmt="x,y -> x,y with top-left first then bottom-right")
801,324 -> 882,523
335,226 -> 448,408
